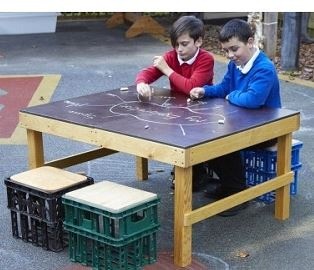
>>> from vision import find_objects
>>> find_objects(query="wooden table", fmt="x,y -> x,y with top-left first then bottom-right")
19,85 -> 300,267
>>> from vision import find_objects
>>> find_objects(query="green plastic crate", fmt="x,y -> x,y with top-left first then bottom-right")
62,181 -> 160,244
68,230 -> 157,270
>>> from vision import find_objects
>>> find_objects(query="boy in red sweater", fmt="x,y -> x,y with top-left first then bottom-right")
136,15 -> 214,98
136,15 -> 215,192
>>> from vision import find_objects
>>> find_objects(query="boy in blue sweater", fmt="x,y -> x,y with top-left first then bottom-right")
190,18 -> 281,216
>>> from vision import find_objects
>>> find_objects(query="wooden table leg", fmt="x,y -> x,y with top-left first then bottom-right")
174,166 -> 192,267
136,156 -> 148,180
27,129 -> 44,169
275,133 -> 292,220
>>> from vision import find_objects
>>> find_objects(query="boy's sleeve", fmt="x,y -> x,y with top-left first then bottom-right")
135,63 -> 164,85
227,68 -> 275,109
168,52 -> 214,95
204,63 -> 232,98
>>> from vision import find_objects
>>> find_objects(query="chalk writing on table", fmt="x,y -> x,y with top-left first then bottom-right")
63,93 -> 237,136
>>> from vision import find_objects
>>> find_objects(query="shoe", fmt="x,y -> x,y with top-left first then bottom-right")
218,201 -> 249,217
170,171 -> 175,190
169,165 -> 211,192
170,175 -> 208,192
205,185 -> 248,200
204,185 -> 227,200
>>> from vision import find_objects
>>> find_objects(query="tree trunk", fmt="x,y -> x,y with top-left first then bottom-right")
280,12 -> 302,71
247,12 -> 263,49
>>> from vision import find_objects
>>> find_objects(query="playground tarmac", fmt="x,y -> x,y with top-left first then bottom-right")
0,19 -> 314,270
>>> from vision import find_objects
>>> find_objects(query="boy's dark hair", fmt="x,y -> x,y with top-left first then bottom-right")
219,18 -> 254,43
170,15 -> 205,48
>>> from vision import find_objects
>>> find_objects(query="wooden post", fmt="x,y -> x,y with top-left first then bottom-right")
263,12 -> 278,60
27,129 -> 44,169
280,12 -> 302,71
135,156 -> 148,180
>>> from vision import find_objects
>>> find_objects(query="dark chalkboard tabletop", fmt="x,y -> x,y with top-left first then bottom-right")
21,85 -> 299,148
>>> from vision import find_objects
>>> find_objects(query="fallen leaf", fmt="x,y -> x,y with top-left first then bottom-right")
236,251 -> 250,258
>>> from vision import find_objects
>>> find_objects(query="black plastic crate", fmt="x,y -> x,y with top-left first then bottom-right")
11,211 -> 67,252
4,166 -> 94,251
5,177 -> 93,223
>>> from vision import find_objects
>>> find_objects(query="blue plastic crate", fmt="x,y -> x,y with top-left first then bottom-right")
242,139 -> 303,203
245,163 -> 302,203
243,139 -> 303,173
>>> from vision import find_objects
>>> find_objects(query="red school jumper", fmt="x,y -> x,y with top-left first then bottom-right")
136,49 -> 214,95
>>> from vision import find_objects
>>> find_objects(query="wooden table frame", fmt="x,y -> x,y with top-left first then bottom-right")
19,105 -> 300,267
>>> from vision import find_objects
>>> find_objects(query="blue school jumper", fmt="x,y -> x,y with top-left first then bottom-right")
204,51 -> 281,109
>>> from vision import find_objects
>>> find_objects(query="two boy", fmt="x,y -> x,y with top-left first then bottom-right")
136,17 -> 281,216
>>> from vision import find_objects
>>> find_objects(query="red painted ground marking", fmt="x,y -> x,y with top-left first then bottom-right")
0,76 -> 43,138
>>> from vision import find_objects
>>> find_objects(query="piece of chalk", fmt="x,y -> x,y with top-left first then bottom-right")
145,125 -> 149,129
120,87 -> 129,91
218,119 -> 225,124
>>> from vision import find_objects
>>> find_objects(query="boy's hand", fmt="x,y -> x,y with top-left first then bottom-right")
137,83 -> 152,100
190,87 -> 205,100
153,56 -> 173,77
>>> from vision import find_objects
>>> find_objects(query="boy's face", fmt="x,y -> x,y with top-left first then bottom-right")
174,33 -> 202,62
221,37 -> 254,67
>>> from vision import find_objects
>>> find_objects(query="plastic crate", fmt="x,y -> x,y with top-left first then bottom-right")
245,164 -> 302,204
10,212 -> 66,251
68,229 -> 157,270
242,140 -> 303,203
62,181 -> 160,245
243,139 -> 303,173
4,166 -> 94,251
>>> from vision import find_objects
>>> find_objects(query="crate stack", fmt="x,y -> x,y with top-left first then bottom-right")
62,181 -> 160,270
242,139 -> 303,203
4,166 -> 94,251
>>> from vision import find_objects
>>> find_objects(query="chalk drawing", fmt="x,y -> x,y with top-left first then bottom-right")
68,110 -> 96,120
63,92 -> 237,136
64,100 -> 89,107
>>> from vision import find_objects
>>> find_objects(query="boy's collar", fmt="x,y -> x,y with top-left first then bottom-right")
177,48 -> 200,66
237,47 -> 260,74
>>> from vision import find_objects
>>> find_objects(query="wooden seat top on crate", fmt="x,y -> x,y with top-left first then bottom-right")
63,181 -> 158,213
10,166 -> 88,193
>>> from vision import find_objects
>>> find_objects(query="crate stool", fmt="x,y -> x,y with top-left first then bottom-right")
62,181 -> 160,269
4,166 -> 94,252
243,139 -> 303,203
